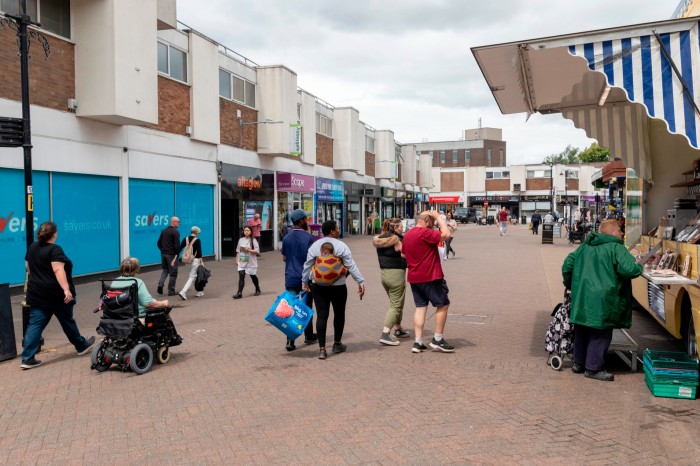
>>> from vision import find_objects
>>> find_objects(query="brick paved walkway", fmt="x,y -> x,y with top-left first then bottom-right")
1,223 -> 698,465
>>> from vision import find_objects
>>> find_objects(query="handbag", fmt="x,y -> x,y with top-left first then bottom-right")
264,290 -> 314,340
528,223 -> 533,230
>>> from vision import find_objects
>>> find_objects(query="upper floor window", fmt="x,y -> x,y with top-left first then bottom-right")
527,170 -> 552,178
452,150 -> 458,164
487,171 -> 510,179
439,150 -> 445,164
219,68 -> 255,107
158,41 -> 187,83
563,170 -> 579,179
1,0 -> 70,38
487,148 -> 492,164
365,136 -> 375,153
465,149 -> 471,163
316,113 -> 332,137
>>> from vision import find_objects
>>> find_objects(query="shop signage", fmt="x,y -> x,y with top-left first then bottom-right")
405,193 -> 414,200
277,172 -> 315,193
522,195 -> 551,201
289,123 -> 302,156
316,177 -> 344,202
363,188 -> 375,196
429,195 -> 460,203
580,194 -> 607,202
221,165 -> 274,200
382,188 -> 396,197
238,176 -> 262,191
470,195 -> 519,202
396,190 -> 406,199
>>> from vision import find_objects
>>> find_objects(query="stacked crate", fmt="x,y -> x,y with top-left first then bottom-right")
643,350 -> 698,399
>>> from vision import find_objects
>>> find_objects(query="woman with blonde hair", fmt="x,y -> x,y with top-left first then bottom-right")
177,226 -> 204,300
373,217 -> 409,346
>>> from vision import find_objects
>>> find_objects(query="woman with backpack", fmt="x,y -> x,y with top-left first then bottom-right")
233,226 -> 261,299
177,226 -> 203,300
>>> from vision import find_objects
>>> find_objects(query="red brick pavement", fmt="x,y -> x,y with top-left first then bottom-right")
1,223 -> 698,465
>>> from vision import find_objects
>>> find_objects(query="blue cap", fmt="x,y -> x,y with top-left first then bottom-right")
291,209 -> 306,222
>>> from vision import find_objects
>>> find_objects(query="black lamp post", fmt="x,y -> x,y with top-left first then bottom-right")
548,162 -> 554,215
561,169 -> 572,230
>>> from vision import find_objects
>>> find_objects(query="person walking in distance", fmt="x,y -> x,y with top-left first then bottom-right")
444,212 -> 457,260
498,207 -> 509,236
280,209 -> 317,351
157,216 -> 181,296
374,218 -> 409,346
402,210 -> 454,353
248,212 -> 262,243
302,220 -> 365,360
21,221 -> 95,369
562,219 -> 642,381
531,210 -> 542,235
233,226 -> 261,299
177,226 -> 204,300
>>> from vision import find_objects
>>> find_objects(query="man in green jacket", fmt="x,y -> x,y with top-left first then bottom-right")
562,219 -> 642,381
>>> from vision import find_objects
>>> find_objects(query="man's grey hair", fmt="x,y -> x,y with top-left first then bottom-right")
191,226 -> 201,234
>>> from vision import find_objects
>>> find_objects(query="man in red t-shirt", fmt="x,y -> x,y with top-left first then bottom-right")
402,210 -> 454,353
248,213 -> 262,240
498,207 -> 509,236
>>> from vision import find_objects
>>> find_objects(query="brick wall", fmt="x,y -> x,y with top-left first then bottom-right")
486,179 -> 509,191
485,140 -> 507,166
316,133 -> 333,167
396,164 -> 402,182
441,172 -> 464,191
145,76 -> 190,136
566,179 -> 579,190
365,151 -> 375,177
0,27 -> 74,111
526,178 -> 553,190
220,98 -> 257,150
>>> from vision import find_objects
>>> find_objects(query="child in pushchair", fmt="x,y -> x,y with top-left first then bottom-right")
91,257 -> 182,375
545,290 -> 575,370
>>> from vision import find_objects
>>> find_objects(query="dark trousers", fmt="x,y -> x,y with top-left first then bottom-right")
285,287 -> 314,342
22,301 -> 90,362
573,325 -> 613,372
237,270 -> 260,294
311,283 -> 347,348
532,222 -> 540,234
158,254 -> 178,294
444,237 -> 455,257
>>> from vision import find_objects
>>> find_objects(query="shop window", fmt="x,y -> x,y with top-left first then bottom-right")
158,41 -> 187,83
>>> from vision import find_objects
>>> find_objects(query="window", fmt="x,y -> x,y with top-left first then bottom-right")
158,41 -> 187,83
1,0 -> 70,38
486,172 -> 494,179
316,113 -> 332,137
219,69 -> 256,107
502,171 -> 510,178
365,136 -> 375,153
487,148 -> 492,164
439,151 -> 445,164
465,149 -> 471,163
452,150 -> 458,164
527,170 -> 552,178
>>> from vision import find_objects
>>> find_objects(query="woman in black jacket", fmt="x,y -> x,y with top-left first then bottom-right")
177,226 -> 204,300
373,218 -> 409,346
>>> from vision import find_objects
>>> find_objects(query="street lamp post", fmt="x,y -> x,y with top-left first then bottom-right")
561,169 -> 572,231
548,162 -> 554,215
238,118 -> 282,148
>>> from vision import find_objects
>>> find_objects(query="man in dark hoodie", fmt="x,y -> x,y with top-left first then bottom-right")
373,218 -> 409,346
562,219 -> 642,381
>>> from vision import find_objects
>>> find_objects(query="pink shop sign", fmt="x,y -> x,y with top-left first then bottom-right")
276,172 -> 315,193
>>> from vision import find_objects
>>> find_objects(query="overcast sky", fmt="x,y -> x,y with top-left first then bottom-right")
177,1 -> 676,165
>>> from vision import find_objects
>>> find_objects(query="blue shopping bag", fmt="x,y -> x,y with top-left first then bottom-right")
264,290 -> 314,340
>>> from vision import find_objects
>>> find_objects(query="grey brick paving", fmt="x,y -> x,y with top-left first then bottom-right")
1,223 -> 699,465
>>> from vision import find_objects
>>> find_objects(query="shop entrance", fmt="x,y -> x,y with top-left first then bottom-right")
221,199 -> 241,257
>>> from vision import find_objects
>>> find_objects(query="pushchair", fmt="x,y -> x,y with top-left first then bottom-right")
91,278 -> 182,375
568,222 -> 592,245
545,291 -> 575,370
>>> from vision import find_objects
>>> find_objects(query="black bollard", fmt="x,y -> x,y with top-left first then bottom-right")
0,284 -> 17,361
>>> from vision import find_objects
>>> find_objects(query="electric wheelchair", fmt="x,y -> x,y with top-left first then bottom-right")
91,278 -> 182,375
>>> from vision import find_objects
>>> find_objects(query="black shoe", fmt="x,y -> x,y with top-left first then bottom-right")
168,292 -> 178,296
332,342 -> 347,354
584,370 -> 614,381
303,334 -> 318,345
157,285 -> 163,295
411,342 -> 428,353
254,289 -> 261,296
571,363 -> 585,374
21,357 -> 42,369
318,349 -> 327,360
77,336 -> 96,355
233,293 -> 242,299
394,329 -> 410,339
285,339 -> 296,352
429,338 -> 455,352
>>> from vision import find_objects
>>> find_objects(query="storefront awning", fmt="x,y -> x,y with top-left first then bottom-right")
471,17 -> 700,182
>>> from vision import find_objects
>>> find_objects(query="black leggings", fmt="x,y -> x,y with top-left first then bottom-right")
311,284 -> 347,348
237,270 -> 259,293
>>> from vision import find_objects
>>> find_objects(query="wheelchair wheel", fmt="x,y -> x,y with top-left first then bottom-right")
156,346 -> 170,364
91,342 -> 112,372
129,343 -> 154,375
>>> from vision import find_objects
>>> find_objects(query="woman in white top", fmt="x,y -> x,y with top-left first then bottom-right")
444,212 -> 457,260
233,226 -> 260,299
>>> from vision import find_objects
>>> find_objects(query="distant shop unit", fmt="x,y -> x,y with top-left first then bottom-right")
277,172 -> 315,241
315,177 -> 344,227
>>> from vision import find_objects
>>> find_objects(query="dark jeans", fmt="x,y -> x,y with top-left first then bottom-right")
444,237 -> 455,257
532,221 -> 540,234
158,254 -> 178,294
573,325 -> 613,372
311,283 -> 347,348
285,287 -> 314,342
22,301 -> 90,362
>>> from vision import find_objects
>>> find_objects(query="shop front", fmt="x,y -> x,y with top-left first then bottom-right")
220,165 -> 275,255
315,177 -> 344,227
277,172 -> 315,242
405,192 -> 416,219
518,195 -> 553,224
382,188 -> 397,221
396,190 -> 407,219
344,182 -> 363,236
364,185 -> 381,235
429,194 -> 464,212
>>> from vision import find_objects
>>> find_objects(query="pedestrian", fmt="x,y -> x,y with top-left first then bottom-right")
544,212 -> 555,224
112,257 -> 171,317
498,207 -> 509,236
280,209 -> 317,352
177,226 -> 204,300
248,212 -> 262,242
402,210 -> 454,353
444,212 -> 457,259
20,221 -> 95,369
233,226 -> 261,299
531,210 -> 542,235
373,218 -> 409,346
157,216 -> 181,296
302,220 -> 365,360
562,219 -> 642,381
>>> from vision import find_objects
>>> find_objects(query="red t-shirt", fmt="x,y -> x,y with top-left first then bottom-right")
498,210 -> 509,222
402,227 -> 443,283
248,218 -> 262,238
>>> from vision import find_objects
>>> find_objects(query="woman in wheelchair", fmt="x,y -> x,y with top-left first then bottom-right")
112,257 -> 170,319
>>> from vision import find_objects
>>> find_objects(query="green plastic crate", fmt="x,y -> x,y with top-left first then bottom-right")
645,373 -> 697,399
643,365 -> 699,386
643,349 -> 699,371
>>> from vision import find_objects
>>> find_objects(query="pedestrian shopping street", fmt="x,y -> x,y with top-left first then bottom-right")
1,223 -> 698,464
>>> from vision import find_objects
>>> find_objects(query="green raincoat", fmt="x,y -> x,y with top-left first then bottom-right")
562,232 -> 642,329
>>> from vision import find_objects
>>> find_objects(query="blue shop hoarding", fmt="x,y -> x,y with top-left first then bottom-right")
129,179 -> 175,266
315,178 -> 344,202
175,182 -> 214,257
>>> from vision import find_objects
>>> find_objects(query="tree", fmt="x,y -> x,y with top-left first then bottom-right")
542,144 -> 579,165
578,142 -> 611,163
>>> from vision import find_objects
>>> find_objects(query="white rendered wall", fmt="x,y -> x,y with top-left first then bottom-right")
73,0 -> 158,126
256,66 -> 298,156
419,154 -> 432,188
300,91 -> 317,165
332,107 -> 362,172
430,168 -> 440,192
374,130 -> 395,179
157,0 -> 177,29
401,145 -> 417,184
189,31 -> 221,144
352,117 -> 365,174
